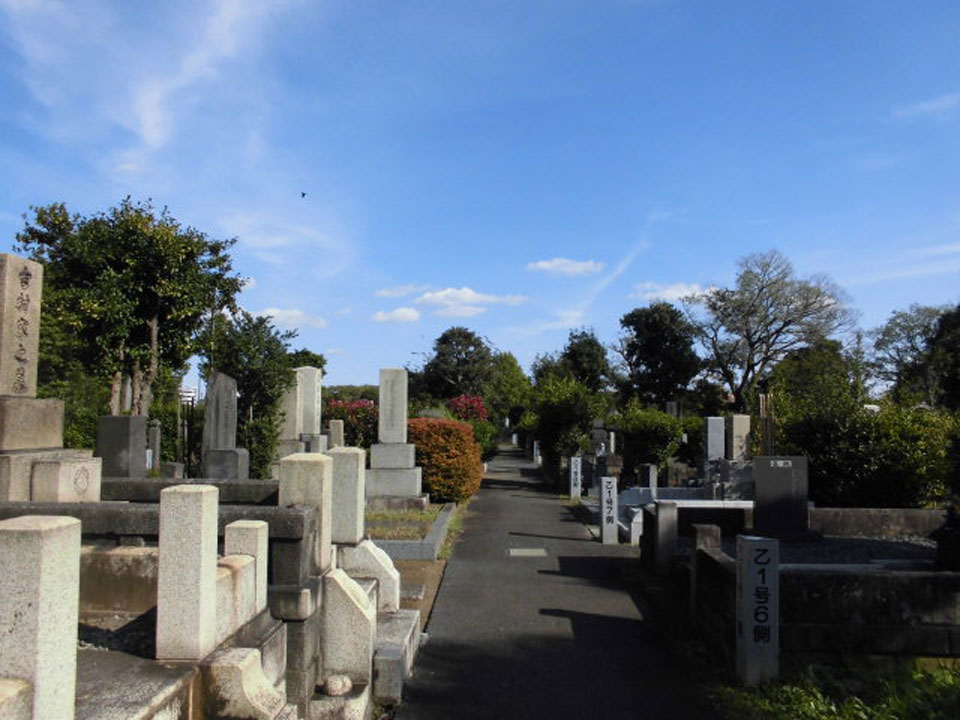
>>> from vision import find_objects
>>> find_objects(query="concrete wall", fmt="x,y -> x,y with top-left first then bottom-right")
809,507 -> 944,538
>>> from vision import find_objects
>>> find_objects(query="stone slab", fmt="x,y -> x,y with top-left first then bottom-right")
300,433 -> 327,453
339,539 -> 401,612
370,443 -> 416,469
754,456 -> 809,536
296,366 -> 323,436
203,371 -> 238,452
366,467 -> 422,497
96,415 -> 146,478
0,448 -> 92,502
0,397 -> 64,452
203,447 -> 250,481
321,568 -> 375,684
327,446 -> 366,545
328,419 -> 345,448
725,414 -> 751,462
378,368 -> 408,444
277,439 -> 305,459
0,254 -> 42,398
279,452 -> 333,574
31,456 -> 102,502
226,519 -> 269,613
0,515 -> 80,720
0,678 -> 30,720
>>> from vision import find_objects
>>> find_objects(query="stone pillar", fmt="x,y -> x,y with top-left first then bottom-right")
754,456 -> 809,536
297,367 -> 323,436
328,419 -> 345,449
639,463 -> 658,499
725,414 -> 751,462
225,520 -> 269,614
600,476 -> 618,545
147,419 -> 161,471
203,372 -> 238,453
0,515 -> 81,720
279,453 -> 333,574
378,368 -> 408,444
690,523 -> 721,618
321,569 -> 376,685
156,485 -> 219,661
0,255 -> 42,397
326,447 -> 365,545
704,417 -> 725,464
654,501 -> 678,576
736,535 -> 779,685
367,368 -> 422,498
569,456 -> 582,501
96,415 -> 147,478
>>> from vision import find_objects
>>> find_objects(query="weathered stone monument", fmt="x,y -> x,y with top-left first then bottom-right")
278,366 -> 327,458
703,416 -> 725,475
366,369 -> 423,499
753,456 -> 809,536
328,419 -> 345,449
0,253 -> 101,502
725,414 -> 751,461
736,534 -> 779,685
201,371 -> 249,480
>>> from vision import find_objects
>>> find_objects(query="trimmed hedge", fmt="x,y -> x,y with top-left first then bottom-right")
408,417 -> 483,503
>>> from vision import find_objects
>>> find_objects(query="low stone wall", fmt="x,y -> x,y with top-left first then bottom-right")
101,476 -> 279,505
809,507 -> 944,538
690,547 -> 736,662
373,503 -> 456,560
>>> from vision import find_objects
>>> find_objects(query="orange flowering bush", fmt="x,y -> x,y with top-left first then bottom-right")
408,417 -> 483,503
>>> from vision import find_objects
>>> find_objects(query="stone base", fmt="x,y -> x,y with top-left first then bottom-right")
366,467 -> 421,497
204,448 -> 250,480
277,440 -> 305,459
365,494 -> 430,512
300,433 -> 328,453
96,415 -> 146,478
0,448 -> 93,501
0,396 -> 64,452
370,443 -> 415,469
31,457 -> 102,502
160,462 -> 184,479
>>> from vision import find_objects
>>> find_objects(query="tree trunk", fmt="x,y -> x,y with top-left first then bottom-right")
135,316 -> 159,416
109,370 -> 123,415
131,358 -> 143,416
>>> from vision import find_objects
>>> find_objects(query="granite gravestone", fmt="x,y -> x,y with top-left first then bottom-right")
753,456 -> 808,536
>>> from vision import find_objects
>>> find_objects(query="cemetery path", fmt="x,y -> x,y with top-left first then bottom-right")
395,446 -> 719,720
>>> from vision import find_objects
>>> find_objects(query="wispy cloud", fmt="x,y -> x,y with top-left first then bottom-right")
258,307 -> 328,329
908,242 -> 960,258
526,257 -> 604,276
375,284 -> 430,298
416,286 -> 526,317
631,281 -> 711,302
892,91 -> 960,120
372,307 -> 420,323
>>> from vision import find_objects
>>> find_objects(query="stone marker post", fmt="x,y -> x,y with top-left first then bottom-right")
0,515 -> 81,720
279,452 -> 333,573
725,414 -> 751,461
327,447 -> 366,545
532,440 -> 541,466
736,535 -> 779,685
367,369 -> 422,498
147,419 -> 161,471
378,368 -> 407,444
639,463 -> 658,499
600,476 -> 618,544
157,484 -> 219,661
704,416 -> 725,475
225,520 -> 269,614
754,456 -> 809,536
328,419 -> 345,449
569,456 -> 582,501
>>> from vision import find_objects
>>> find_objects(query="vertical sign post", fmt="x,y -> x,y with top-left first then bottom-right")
600,476 -> 618,544
736,535 -> 779,685
532,440 -> 541,466
569,456 -> 582,501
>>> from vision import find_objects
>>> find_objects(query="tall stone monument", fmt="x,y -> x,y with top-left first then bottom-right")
277,366 -> 327,458
366,369 -> 423,499
201,371 -> 249,479
0,253 -> 101,501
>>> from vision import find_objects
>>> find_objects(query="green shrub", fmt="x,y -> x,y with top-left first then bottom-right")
675,415 -> 705,468
468,419 -> 499,461
408,418 -> 483,503
616,399 -> 683,483
530,375 -> 603,486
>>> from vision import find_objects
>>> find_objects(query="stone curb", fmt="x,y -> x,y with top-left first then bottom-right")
372,503 -> 456,560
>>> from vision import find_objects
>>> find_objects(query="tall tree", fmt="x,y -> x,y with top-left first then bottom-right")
616,302 -> 701,405
558,328 -> 610,393
482,352 -> 532,427
928,305 -> 960,411
17,199 -> 242,415
287,348 -> 327,372
421,326 -> 494,398
870,303 -> 947,404
685,250 -> 853,411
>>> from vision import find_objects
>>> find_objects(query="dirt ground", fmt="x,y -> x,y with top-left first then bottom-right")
393,558 -> 448,631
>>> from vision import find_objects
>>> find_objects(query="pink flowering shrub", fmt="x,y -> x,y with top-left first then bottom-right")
326,399 -> 378,448
447,394 -> 489,422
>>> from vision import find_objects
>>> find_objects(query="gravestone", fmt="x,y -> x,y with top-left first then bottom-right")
736,535 -> 779,685
639,463 -> 658,499
328,419 -> 345,449
201,372 -> 249,479
753,456 -> 808,536
725,414 -> 751,461
569,456 -> 582,501
532,440 -> 541,466
0,253 -> 100,501
367,369 -> 423,498
147,419 -> 161,471
600,476 -> 618,544
704,416 -> 724,469
279,367 -> 327,457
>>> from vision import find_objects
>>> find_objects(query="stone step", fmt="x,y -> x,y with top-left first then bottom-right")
373,609 -> 422,705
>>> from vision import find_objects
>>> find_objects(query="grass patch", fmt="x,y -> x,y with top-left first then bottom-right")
365,505 -> 442,540
709,658 -> 960,720
439,498 -> 473,559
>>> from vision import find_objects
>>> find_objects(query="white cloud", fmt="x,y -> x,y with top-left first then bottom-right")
525,257 -> 605,276
258,307 -> 328,329
435,305 -> 486,318
374,284 -> 430,298
908,242 -> 960,258
893,91 -> 960,120
416,287 -> 526,307
372,307 -> 420,323
631,281 -> 710,302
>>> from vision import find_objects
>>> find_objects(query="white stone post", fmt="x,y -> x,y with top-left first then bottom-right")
378,368 -> 408,444
532,440 -> 541,466
225,520 -> 269,614
326,447 -> 366,545
569,456 -> 582,501
736,535 -> 779,685
0,515 -> 80,720
600,476 -> 618,544
279,452 -> 333,573
328,419 -> 345,448
157,484 -> 219,661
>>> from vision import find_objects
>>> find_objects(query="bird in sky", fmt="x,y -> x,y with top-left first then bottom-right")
301,191 -> 307,198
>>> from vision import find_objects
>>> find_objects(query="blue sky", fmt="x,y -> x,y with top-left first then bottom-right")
2,1 -> 959,387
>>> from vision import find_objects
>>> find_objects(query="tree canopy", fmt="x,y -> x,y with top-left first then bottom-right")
421,326 -> 494,398
870,303 -> 947,405
16,198 -> 243,415
482,351 -> 532,427
685,250 -> 853,411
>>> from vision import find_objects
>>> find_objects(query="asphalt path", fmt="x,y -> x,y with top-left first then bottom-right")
396,446 -> 719,720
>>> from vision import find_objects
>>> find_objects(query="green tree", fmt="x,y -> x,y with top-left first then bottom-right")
616,302 -> 701,405
202,311 -> 296,478
615,400 -> 683,482
421,326 -> 494,398
17,199 -> 242,416
286,348 -> 327,373
871,304 -> 947,404
685,250 -> 853,412
558,328 -> 610,393
928,305 -> 960,411
482,352 -> 532,427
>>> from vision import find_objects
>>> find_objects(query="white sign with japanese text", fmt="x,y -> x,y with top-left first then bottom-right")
569,457 -> 582,501
736,535 -> 779,685
600,476 -> 618,544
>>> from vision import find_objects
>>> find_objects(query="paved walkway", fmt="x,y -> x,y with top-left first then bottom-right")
397,447 -> 718,720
